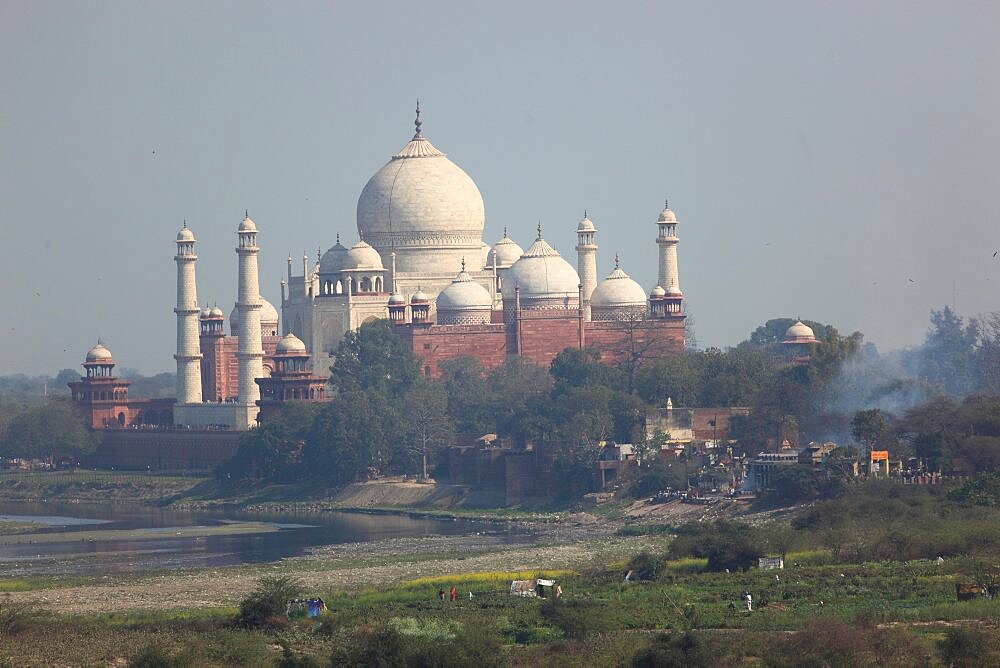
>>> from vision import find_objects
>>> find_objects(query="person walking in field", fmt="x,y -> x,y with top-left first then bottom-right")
745,591 -> 753,612
438,589 -> 445,602
450,586 -> 457,602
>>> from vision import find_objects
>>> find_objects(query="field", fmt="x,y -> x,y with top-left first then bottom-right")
0,476 -> 998,665
1,535 -> 998,665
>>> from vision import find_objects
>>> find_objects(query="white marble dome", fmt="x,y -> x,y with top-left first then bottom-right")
238,215 -> 257,233
209,306 -> 224,318
437,266 -> 493,325
230,298 -> 280,335
490,229 -> 524,268
591,265 -> 647,308
276,332 -> 307,355
591,261 -> 647,321
200,306 -> 212,319
784,320 -> 816,343
342,240 -> 384,271
319,237 -> 349,274
501,229 -> 581,306
658,204 -> 676,223
85,341 -> 113,362
411,289 -> 430,303
356,112 -> 485,274
650,285 -> 666,297
388,292 -> 406,306
176,224 -> 195,242
577,214 -> 596,232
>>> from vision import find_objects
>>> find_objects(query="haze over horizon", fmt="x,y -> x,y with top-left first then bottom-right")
2,1 -> 998,375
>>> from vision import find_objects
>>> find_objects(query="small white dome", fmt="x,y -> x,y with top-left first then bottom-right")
238,215 -> 257,233
209,306 -> 224,318
411,289 -> 429,304
437,269 -> 493,312
388,292 -> 406,305
491,229 -> 524,267
501,228 -> 580,304
320,237 -> 349,274
200,306 -> 212,319
650,285 -> 666,297
657,203 -> 677,223
85,341 -> 113,363
260,298 -> 279,325
666,285 -> 683,296
342,240 -> 384,271
591,263 -> 647,308
176,224 -> 195,242
230,298 -> 279,334
276,332 -> 308,355
784,320 -> 816,343
577,213 -> 596,232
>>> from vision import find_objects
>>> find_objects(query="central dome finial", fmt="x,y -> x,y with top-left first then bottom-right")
414,99 -> 423,138
536,222 -> 543,240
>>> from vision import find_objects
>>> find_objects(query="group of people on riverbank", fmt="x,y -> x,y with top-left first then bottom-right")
438,586 -> 471,602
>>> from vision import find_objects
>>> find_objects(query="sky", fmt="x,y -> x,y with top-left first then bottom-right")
1,1 -> 999,375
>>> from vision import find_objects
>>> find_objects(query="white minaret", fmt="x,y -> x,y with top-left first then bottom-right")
236,213 -> 265,405
656,200 -> 681,294
174,222 -> 203,404
576,211 -> 598,321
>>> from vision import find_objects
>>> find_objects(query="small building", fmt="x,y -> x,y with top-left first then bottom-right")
747,451 -> 801,491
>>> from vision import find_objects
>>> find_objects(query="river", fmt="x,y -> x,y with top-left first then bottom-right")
0,501 -> 511,576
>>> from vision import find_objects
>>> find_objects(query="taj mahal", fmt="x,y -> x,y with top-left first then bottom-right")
70,105 -> 691,443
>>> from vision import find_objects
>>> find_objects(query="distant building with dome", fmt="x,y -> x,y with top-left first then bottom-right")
282,105 -> 686,377
69,105 -> 690,466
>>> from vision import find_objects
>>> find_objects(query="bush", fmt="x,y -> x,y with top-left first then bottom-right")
626,551 -> 665,581
766,619 -> 870,668
630,632 -> 712,668
0,599 -> 40,636
668,520 -> 763,572
235,575 -> 304,629
539,599 -> 617,640
938,627 -> 1000,667
332,623 -> 505,667
128,644 -> 193,668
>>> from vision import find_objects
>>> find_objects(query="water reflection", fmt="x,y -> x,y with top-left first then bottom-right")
0,501 -> 511,576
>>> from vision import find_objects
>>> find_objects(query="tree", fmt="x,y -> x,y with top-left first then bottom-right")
0,399 -> 97,462
912,306 -> 980,396
328,319 -> 420,400
439,357 -> 493,436
399,378 -> 454,479
304,390 -> 394,483
851,409 -> 887,453
218,402 -> 320,482
668,520 -> 763,572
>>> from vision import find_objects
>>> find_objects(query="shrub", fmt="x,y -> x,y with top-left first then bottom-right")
0,599 -> 40,636
235,575 -> 304,629
627,551 -> 665,581
128,644 -> 193,668
630,632 -> 712,668
668,520 -> 763,572
938,627 -> 1000,667
540,599 -> 617,640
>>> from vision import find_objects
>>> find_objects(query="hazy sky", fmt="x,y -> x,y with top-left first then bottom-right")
2,1 -> 998,375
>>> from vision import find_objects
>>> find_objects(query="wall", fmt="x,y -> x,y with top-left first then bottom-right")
91,429 -> 241,470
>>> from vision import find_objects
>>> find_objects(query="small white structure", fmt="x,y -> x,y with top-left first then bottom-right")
759,557 -> 785,570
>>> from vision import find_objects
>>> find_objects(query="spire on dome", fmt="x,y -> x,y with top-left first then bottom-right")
537,222 -> 543,240
461,257 -> 466,272
336,233 -> 340,245
584,209 -> 588,219
614,253 -> 620,269
503,226 -> 508,239
414,100 -> 423,138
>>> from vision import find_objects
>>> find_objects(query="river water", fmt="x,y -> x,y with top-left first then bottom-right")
0,501 -> 506,576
